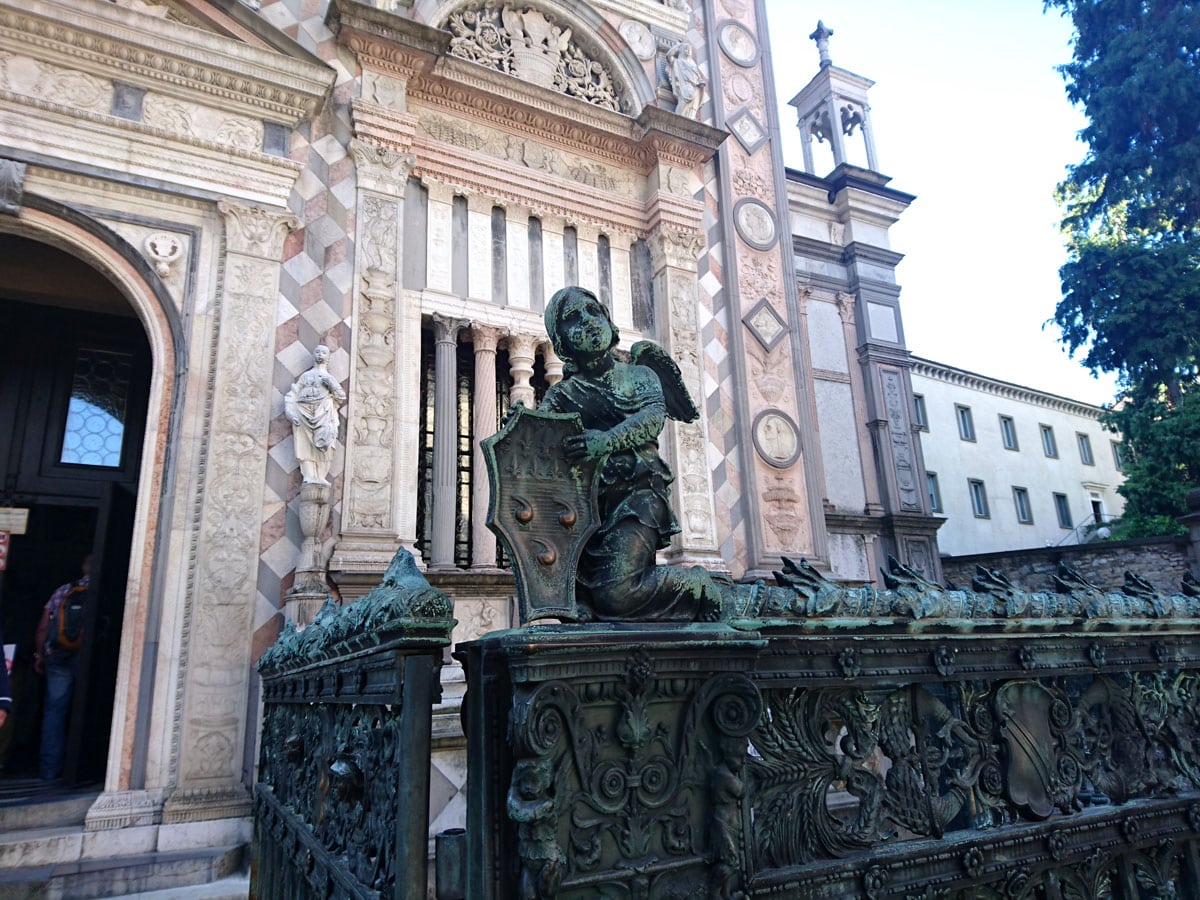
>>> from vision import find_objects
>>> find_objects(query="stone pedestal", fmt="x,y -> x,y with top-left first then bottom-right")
457,625 -> 764,899
287,483 -> 332,621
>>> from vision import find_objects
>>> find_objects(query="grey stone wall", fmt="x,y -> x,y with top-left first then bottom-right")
940,536 -> 1196,593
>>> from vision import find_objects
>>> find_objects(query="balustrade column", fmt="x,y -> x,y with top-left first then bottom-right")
431,314 -> 466,570
507,333 -> 538,409
542,341 -> 563,386
471,324 -> 501,569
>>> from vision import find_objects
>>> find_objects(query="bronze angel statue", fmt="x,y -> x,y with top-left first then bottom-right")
539,286 -> 726,621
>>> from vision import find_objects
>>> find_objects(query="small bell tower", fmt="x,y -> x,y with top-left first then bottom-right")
788,21 -> 880,175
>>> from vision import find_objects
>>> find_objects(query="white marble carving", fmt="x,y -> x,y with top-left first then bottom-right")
619,20 -> 656,61
285,345 -> 346,487
753,410 -> 800,467
444,4 -> 625,112
667,41 -> 706,119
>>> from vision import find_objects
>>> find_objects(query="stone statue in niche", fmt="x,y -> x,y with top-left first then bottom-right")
667,41 -> 706,119
285,344 -> 346,486
284,344 -> 346,623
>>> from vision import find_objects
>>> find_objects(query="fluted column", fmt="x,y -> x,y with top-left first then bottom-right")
507,332 -> 538,408
542,341 -> 563,386
471,324 -> 501,569
431,314 -> 466,570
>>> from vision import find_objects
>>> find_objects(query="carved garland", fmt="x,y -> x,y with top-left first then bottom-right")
442,4 -> 628,113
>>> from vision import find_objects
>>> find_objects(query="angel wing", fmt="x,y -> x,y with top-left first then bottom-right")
631,340 -> 699,423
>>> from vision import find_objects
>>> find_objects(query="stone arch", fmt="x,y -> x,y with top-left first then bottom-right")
0,195 -> 181,792
427,0 -> 658,114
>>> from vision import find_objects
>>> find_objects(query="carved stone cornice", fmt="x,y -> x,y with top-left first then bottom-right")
218,199 -> 299,259
350,99 -> 418,152
349,138 -> 416,196
635,106 -> 728,169
0,0 -> 333,122
1,93 -> 303,204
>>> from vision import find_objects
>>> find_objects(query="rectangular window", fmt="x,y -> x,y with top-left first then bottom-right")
999,415 -> 1018,451
956,405 -> 976,442
1077,432 -> 1095,465
927,471 -> 942,513
1111,440 -> 1124,471
1054,492 -> 1073,529
1013,486 -> 1033,523
1040,424 -> 1058,458
913,394 -> 928,430
968,479 -> 989,518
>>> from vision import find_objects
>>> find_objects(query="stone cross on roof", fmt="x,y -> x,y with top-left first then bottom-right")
809,20 -> 834,68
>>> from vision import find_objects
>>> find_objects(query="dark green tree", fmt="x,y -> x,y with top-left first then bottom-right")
1047,0 -> 1200,534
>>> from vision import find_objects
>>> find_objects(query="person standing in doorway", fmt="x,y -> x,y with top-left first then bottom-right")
34,554 -> 90,781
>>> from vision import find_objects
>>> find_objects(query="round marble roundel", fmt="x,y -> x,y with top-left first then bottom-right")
753,410 -> 800,468
734,198 -> 777,250
718,21 -> 760,67
619,20 -> 657,61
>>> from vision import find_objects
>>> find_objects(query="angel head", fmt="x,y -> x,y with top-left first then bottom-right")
545,285 -> 620,369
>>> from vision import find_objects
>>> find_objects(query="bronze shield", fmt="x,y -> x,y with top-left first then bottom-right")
481,405 -> 599,622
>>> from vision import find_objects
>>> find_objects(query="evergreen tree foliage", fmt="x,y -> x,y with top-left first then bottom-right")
1047,0 -> 1200,534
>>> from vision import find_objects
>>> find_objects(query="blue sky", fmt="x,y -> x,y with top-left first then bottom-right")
763,1 -> 1120,406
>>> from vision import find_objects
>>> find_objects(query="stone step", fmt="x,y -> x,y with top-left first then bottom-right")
0,842 -> 245,899
0,782 -> 100,831
105,873 -> 249,899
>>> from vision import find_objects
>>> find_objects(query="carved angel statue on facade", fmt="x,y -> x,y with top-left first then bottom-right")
667,41 -> 706,119
285,344 -> 346,486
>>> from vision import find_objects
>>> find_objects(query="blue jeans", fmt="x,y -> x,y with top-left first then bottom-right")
40,657 -> 76,780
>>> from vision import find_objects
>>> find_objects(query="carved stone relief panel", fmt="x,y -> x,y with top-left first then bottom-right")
176,201 -> 296,797
346,195 -> 399,532
142,93 -> 264,152
415,111 -> 636,194
881,368 -> 922,512
0,51 -> 113,113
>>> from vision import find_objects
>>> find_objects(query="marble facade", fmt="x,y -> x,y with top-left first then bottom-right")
0,0 -> 940,884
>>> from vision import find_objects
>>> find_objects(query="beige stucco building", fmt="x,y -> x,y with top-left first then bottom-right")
911,357 -> 1125,558
0,0 -> 939,891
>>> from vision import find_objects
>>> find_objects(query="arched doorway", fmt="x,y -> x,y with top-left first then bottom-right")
0,233 -> 151,791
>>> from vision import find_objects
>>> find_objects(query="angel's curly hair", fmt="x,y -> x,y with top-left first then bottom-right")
544,285 -> 620,376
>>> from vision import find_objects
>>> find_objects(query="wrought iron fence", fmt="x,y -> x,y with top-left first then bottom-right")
461,560 -> 1200,899
251,549 -> 454,900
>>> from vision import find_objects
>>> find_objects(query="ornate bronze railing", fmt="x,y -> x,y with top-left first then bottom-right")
252,549 -> 454,900
461,561 -> 1200,899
